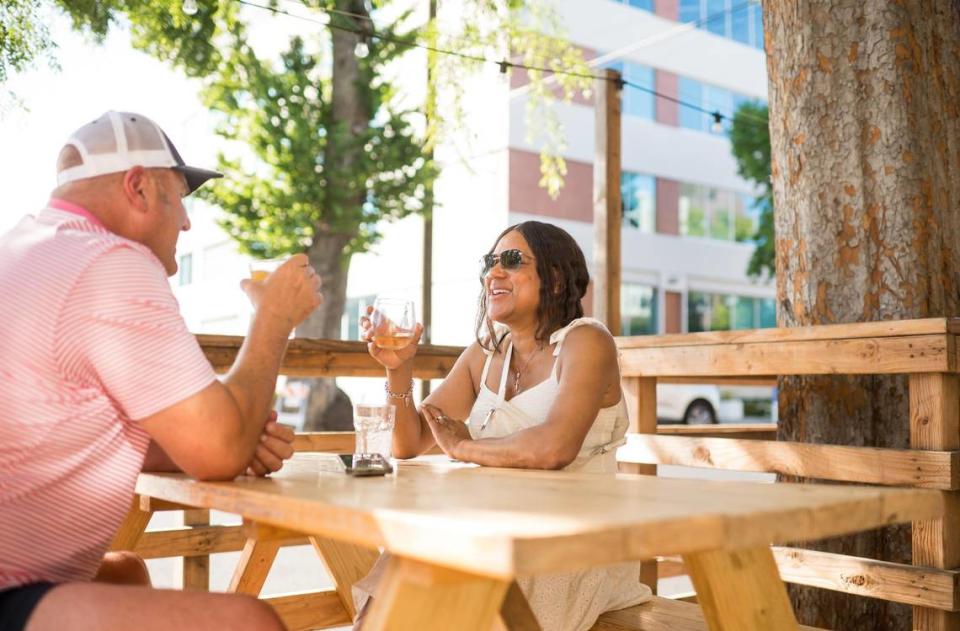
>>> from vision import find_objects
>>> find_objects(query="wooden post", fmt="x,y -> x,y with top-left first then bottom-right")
620,375 -> 658,594
420,0 -> 437,401
592,68 -> 622,335
182,509 -> 210,590
910,373 -> 960,630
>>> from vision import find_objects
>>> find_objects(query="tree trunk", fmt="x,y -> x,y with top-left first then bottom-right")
296,0 -> 372,432
764,1 -> 960,629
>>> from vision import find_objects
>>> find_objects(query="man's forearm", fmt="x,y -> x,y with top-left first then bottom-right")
221,314 -> 290,453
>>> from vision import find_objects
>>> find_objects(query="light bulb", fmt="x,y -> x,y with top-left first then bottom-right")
182,0 -> 199,15
710,112 -> 723,134
354,41 -> 370,58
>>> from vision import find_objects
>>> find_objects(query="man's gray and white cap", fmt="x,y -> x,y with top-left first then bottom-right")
56,111 -> 222,194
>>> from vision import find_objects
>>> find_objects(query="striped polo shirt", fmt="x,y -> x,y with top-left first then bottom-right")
0,199 -> 216,588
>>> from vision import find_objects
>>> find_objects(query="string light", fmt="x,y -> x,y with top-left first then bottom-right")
182,0 -> 199,15
235,0 -> 770,128
711,111 -> 724,133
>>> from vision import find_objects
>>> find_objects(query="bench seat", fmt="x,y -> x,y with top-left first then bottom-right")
590,596 -> 825,631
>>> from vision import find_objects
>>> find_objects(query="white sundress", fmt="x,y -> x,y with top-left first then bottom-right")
353,318 -> 652,631
464,317 -> 652,630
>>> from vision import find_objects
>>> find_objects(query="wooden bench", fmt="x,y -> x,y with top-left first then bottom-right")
615,317 -> 960,629
592,597 -> 823,631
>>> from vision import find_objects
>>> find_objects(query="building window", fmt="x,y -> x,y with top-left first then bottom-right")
679,183 -> 756,242
178,253 -> 193,286
343,295 -> 377,341
607,61 -> 655,121
688,291 -> 775,332
678,77 -> 761,135
621,172 -> 656,233
678,0 -> 765,50
622,284 -> 658,335
618,0 -> 654,11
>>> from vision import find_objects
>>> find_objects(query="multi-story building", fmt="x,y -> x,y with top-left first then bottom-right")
175,0 -> 773,347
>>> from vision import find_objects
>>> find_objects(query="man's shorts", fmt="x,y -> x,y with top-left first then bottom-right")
0,582 -> 56,631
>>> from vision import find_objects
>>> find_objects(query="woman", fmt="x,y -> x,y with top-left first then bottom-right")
355,221 -> 651,631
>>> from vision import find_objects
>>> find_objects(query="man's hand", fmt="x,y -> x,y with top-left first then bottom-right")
241,253 -> 323,334
244,410 -> 295,476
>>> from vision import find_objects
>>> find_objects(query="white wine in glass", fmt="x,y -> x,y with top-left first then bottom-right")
371,297 -> 416,350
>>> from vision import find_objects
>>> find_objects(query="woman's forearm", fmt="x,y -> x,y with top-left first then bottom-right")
453,426 -> 576,470
386,365 -> 431,458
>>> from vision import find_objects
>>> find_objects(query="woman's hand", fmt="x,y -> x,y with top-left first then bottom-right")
360,305 -> 423,370
422,404 -> 471,460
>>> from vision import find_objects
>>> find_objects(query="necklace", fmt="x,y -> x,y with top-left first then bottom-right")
512,344 -> 542,395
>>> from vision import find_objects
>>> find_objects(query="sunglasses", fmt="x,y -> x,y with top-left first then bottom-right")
480,249 -> 534,276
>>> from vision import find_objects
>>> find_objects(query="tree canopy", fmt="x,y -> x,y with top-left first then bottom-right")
729,101 -> 773,278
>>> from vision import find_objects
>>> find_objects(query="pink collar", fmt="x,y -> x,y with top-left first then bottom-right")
48,198 -> 104,228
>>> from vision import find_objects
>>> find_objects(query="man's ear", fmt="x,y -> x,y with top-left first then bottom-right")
121,166 -> 149,213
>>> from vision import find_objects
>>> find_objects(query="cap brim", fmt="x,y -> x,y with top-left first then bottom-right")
174,165 -> 223,194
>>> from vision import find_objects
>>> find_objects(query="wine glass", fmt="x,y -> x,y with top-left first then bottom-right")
370,297 -> 416,350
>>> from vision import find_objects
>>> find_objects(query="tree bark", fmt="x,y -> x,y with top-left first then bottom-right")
764,1 -> 960,628
296,0 -> 372,432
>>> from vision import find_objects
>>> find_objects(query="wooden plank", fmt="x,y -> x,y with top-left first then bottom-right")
182,509 -> 209,591
495,580 -> 542,631
592,67 -> 622,335
657,556 -> 686,580
619,334 -> 954,377
615,317 -> 957,348
621,377 -> 658,592
657,376 -> 778,386
109,498 -> 151,551
140,496 -> 196,512
198,335 -> 461,379
263,590 -> 351,631
910,373 -> 960,630
227,538 -> 281,596
136,455 -> 944,580
683,546 -> 798,631
773,546 -> 960,611
363,555 -> 509,631
294,432 -> 356,453
656,423 -> 777,440
591,596 -> 823,631
310,536 -> 380,619
617,434 -> 960,489
134,525 -> 257,559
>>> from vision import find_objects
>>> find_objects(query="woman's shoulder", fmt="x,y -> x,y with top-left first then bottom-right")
550,317 -> 615,351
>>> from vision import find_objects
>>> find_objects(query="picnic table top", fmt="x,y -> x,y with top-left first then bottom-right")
136,453 -> 944,579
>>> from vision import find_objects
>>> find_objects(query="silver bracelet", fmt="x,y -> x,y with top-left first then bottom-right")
384,380 -> 414,400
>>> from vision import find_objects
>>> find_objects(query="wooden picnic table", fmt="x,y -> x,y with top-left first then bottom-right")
134,453 -> 944,631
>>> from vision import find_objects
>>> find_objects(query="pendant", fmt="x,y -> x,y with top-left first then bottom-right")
480,407 -> 496,431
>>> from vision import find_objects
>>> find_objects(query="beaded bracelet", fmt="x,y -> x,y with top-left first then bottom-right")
384,380 -> 414,400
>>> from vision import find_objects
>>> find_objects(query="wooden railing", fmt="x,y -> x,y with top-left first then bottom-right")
614,317 -> 960,630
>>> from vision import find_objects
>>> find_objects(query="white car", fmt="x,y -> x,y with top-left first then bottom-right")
656,384 -> 722,424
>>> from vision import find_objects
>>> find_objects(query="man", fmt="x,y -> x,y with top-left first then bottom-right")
0,111 -> 322,631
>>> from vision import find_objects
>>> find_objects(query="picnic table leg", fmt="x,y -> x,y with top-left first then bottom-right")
494,581 -> 541,631
182,509 -> 210,590
309,536 -> 380,618
227,523 -> 288,596
683,545 -> 798,631
910,373 -> 960,630
109,495 -> 152,551
361,555 -> 509,631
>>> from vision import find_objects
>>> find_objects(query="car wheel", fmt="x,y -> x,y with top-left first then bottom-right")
683,399 -> 717,425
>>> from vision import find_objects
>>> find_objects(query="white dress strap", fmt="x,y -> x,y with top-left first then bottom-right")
497,341 -> 514,402
478,347 -> 495,388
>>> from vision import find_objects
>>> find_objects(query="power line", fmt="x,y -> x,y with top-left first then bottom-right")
232,0 -> 768,127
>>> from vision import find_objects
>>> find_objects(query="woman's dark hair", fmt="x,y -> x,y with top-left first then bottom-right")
475,221 -> 590,351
